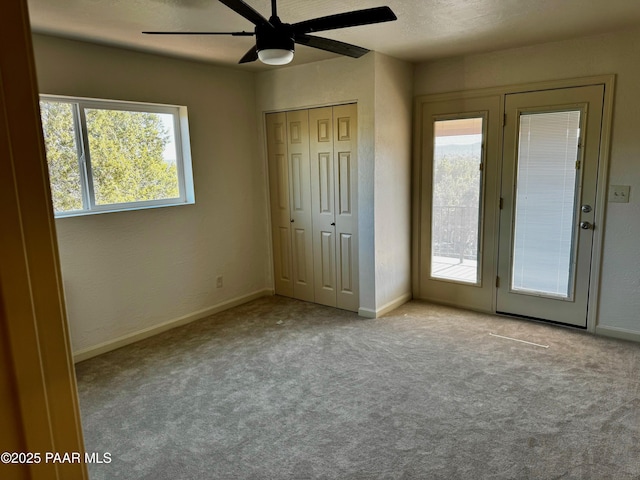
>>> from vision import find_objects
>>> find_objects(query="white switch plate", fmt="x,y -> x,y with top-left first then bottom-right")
609,185 -> 630,203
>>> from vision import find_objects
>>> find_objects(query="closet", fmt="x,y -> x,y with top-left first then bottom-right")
266,104 -> 358,312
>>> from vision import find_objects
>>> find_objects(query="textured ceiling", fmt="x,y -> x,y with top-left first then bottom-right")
27,0 -> 640,70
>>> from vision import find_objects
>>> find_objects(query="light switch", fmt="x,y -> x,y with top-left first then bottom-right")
609,185 -> 630,203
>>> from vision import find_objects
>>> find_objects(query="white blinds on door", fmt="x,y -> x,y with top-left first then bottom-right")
512,110 -> 581,298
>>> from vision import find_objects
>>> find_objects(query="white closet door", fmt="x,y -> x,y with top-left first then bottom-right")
310,107 -> 338,307
266,112 -> 293,297
268,105 -> 358,312
333,104 -> 359,312
286,110 -> 315,302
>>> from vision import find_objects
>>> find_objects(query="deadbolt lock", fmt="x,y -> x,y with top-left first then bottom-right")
580,221 -> 593,230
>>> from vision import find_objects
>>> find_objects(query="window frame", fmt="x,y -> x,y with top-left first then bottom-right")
428,112 -> 487,287
39,94 -> 195,218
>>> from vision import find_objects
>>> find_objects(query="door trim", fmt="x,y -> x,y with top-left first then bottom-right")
413,75 -> 615,333
1,1 -> 88,476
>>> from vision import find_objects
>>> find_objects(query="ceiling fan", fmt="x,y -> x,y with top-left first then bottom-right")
143,0 -> 397,65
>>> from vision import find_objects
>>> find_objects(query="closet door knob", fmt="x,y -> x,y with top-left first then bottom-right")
290,219 -> 294,223
331,222 -> 335,226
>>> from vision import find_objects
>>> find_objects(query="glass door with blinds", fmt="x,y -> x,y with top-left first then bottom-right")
496,85 -> 605,327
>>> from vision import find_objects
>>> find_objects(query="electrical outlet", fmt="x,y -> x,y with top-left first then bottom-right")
609,185 -> 630,203
216,275 -> 223,288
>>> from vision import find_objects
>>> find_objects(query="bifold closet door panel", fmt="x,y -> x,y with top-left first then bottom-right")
310,107 -> 338,307
333,104 -> 359,312
286,110 -> 315,302
266,112 -> 293,297
267,104 -> 358,312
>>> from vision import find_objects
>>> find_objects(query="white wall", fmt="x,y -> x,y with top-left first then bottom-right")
414,27 -> 640,336
255,54 -> 378,312
33,35 -> 272,355
373,54 -> 414,312
255,53 -> 414,316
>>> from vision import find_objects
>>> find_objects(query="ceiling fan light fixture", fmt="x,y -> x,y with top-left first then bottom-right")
255,22 -> 295,66
142,1 -> 397,65
258,48 -> 294,65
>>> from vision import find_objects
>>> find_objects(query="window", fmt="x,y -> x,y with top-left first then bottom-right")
39,95 -> 194,217
430,116 -> 484,284
511,110 -> 581,297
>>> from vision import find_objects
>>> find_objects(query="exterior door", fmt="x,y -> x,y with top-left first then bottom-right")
496,85 -> 604,327
417,95 -> 501,311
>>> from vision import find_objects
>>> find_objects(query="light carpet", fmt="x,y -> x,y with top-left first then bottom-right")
75,296 -> 640,479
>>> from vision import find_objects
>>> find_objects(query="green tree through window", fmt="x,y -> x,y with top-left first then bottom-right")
85,109 -> 179,205
40,101 -> 83,212
431,117 -> 484,283
39,97 -> 190,216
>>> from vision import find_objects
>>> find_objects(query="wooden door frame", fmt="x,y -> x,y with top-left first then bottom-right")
413,75 -> 615,333
0,1 -> 88,478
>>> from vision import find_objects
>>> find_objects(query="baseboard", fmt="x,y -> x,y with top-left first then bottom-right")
73,288 -> 274,363
413,295 -> 493,315
595,325 -> 640,343
358,292 -> 412,319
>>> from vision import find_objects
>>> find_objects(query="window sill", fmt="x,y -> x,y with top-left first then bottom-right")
53,199 -> 195,219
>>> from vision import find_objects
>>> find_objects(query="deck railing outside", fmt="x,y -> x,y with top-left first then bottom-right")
432,205 -> 478,262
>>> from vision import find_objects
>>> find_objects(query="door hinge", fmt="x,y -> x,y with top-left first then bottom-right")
479,162 -> 484,171
499,197 -> 504,210
575,160 -> 581,170
496,275 -> 500,288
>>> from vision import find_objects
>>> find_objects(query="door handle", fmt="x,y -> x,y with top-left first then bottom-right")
580,221 -> 593,230
331,222 -> 335,226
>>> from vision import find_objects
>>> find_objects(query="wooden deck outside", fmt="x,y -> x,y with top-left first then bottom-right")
432,256 -> 478,283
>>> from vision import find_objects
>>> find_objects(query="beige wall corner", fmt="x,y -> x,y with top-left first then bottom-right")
373,53 -> 414,312
32,35 -> 271,353
255,54 -> 378,312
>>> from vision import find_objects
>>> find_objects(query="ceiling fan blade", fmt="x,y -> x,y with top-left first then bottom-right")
292,6 -> 396,34
239,46 -> 259,64
218,0 -> 270,26
142,31 -> 254,36
295,34 -> 369,58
